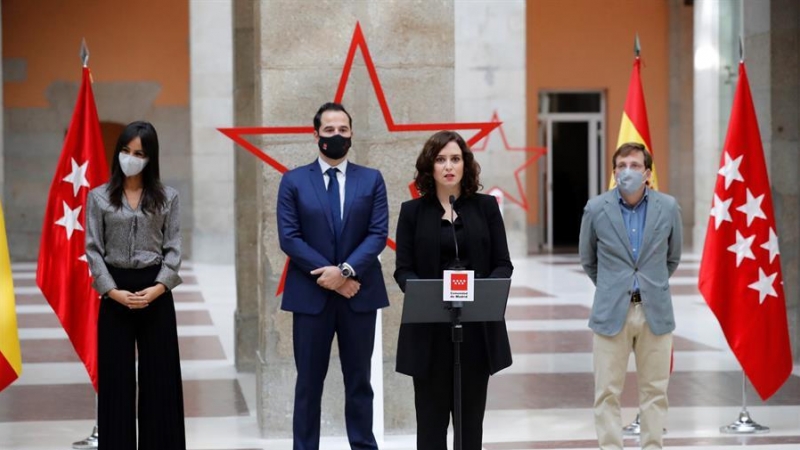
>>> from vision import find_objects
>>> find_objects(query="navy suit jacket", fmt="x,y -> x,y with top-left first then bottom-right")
277,160 -> 390,314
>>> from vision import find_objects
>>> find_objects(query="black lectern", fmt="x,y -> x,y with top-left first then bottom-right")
401,278 -> 512,450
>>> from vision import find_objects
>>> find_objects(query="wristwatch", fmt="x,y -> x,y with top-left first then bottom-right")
338,263 -> 353,278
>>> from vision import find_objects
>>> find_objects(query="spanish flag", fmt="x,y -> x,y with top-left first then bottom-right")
610,53 -> 659,191
0,199 -> 21,392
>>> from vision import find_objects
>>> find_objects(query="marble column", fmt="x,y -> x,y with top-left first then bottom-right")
454,1 -> 527,257
190,0 -> 235,263
232,0 -> 261,372
744,0 -> 800,361
668,0 -> 695,249
247,0 -> 455,436
692,0 -> 722,253
0,3 -> 4,201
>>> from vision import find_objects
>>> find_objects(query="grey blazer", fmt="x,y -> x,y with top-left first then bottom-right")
579,188 -> 683,336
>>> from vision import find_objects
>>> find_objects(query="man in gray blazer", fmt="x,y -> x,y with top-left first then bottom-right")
579,142 -> 682,450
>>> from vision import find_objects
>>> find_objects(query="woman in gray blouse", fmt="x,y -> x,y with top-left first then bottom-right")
85,121 -> 185,450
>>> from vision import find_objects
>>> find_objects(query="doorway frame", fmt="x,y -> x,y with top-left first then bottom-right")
538,91 -> 606,251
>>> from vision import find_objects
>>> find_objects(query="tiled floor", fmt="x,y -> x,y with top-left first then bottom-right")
2,255 -> 799,449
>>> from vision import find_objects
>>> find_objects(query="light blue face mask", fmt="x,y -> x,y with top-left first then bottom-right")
616,168 -> 645,195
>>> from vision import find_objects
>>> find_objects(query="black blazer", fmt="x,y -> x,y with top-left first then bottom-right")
394,193 -> 513,377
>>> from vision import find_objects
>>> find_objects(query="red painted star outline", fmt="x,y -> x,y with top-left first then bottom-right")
218,22 -> 501,295
471,111 -> 547,211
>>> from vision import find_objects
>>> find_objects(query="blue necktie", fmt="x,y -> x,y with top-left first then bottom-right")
326,167 -> 342,238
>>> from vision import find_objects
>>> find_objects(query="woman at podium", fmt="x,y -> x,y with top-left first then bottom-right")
394,130 -> 513,450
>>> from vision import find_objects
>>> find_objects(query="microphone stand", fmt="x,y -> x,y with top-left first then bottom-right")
447,195 -> 465,450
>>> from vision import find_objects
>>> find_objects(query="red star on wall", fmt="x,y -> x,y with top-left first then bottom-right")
219,22 -> 500,295
471,111 -> 546,211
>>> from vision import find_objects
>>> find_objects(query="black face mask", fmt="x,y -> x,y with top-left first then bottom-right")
318,134 -> 351,160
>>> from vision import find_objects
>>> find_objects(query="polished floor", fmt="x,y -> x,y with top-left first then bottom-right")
2,254 -> 799,449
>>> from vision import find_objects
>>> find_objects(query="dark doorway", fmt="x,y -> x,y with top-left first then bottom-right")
551,122 -> 590,248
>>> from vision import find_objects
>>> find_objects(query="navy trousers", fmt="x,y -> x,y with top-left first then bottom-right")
292,293 -> 378,450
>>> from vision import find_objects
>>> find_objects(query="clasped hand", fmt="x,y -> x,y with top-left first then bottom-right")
310,266 -> 360,298
108,284 -> 166,310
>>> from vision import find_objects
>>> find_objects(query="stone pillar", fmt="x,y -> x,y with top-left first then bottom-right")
190,0 -> 235,264
232,0 -> 261,372
692,0 -> 722,252
745,0 -> 800,361
668,0 -> 694,249
454,1 -> 527,257
250,1 -> 454,436
0,3 -> 4,202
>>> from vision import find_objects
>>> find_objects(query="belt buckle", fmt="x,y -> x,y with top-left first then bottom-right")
631,292 -> 642,303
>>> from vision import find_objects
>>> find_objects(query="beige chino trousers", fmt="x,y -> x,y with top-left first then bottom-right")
593,302 -> 672,450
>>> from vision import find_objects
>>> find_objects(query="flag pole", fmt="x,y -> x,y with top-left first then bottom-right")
622,31 -> 646,438
70,37 -> 100,450
715,38 -> 769,435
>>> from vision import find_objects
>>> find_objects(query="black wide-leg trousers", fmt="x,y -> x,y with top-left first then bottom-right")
98,265 -> 186,450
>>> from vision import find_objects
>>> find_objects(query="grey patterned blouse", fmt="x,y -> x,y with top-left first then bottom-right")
85,183 -> 182,295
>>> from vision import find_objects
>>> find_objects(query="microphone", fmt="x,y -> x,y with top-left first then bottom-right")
448,195 -> 464,270
447,195 -> 464,312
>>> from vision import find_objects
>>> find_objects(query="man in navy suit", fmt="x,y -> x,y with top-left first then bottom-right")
277,102 -> 389,450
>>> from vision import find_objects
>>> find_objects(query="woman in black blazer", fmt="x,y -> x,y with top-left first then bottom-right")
394,130 -> 513,450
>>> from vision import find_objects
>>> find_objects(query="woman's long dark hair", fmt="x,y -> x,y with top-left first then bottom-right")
106,121 -> 166,214
413,130 -> 482,197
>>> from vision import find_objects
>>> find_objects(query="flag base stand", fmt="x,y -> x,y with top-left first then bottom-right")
72,426 -> 98,449
720,410 -> 770,434
622,413 -> 667,436
720,372 -> 770,434
622,414 -> 641,436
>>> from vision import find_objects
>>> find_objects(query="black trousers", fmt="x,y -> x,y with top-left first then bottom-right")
412,322 -> 490,450
98,265 -> 185,450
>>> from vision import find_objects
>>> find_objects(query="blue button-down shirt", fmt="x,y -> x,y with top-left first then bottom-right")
617,188 -> 648,292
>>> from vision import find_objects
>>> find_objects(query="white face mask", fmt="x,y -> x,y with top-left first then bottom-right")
119,153 -> 149,177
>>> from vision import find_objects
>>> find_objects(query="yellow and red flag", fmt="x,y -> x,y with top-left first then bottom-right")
610,55 -> 660,191
0,199 -> 22,392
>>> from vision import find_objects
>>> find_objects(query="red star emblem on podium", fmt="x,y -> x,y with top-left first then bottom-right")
472,111 -> 546,211
219,22 -> 500,295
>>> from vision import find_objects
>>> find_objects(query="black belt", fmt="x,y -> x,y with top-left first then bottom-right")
631,291 -> 642,303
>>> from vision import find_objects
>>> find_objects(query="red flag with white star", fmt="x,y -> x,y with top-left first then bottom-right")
698,62 -> 792,400
36,66 -> 109,391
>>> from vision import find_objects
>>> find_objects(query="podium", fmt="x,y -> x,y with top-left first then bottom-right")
401,278 -> 512,450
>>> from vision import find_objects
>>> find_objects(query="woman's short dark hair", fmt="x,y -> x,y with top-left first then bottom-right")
414,130 -> 482,197
107,121 -> 166,214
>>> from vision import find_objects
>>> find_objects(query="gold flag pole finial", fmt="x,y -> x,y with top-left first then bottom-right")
80,38 -> 90,67
634,33 -> 641,58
